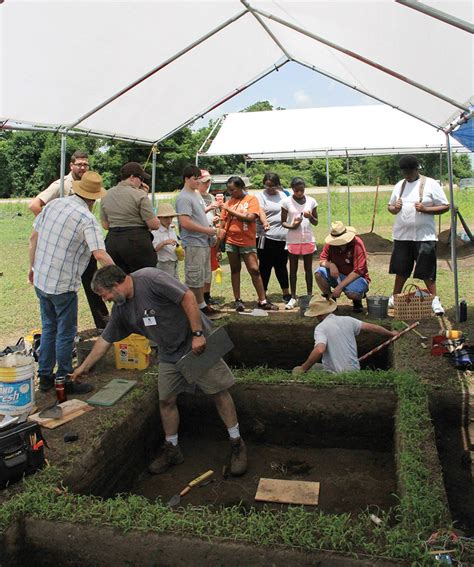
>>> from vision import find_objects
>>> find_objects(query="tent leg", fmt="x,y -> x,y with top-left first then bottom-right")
151,146 -> 157,212
345,151 -> 351,226
446,133 -> 459,323
326,151 -> 331,229
59,133 -> 67,198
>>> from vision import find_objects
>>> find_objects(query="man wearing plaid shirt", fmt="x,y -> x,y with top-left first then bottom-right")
28,171 -> 114,393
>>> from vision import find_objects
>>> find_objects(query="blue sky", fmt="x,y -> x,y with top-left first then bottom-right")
194,61 -> 377,128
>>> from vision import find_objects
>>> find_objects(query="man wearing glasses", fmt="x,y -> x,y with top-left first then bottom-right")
28,151 -> 109,330
100,161 -> 160,274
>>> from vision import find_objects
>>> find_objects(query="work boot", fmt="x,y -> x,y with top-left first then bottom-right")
148,442 -> 184,475
38,374 -> 54,392
352,299 -> 364,313
230,437 -> 247,476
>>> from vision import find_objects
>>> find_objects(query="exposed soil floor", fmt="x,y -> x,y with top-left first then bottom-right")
131,437 -> 397,515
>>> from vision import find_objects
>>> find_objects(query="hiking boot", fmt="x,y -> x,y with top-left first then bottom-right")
230,437 -> 247,476
200,305 -> 220,316
285,297 -> 297,310
38,374 -> 54,392
258,301 -> 279,311
234,299 -> 246,312
148,442 -> 184,475
432,296 -> 445,316
65,380 -> 94,395
352,299 -> 364,313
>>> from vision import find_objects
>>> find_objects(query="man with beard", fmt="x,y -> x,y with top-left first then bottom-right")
29,151 -> 109,330
69,265 -> 248,477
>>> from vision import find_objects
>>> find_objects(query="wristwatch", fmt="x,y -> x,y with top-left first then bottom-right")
191,330 -> 204,337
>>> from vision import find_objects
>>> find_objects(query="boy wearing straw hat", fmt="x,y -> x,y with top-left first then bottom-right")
315,221 -> 370,313
152,203 -> 182,280
293,298 -> 396,375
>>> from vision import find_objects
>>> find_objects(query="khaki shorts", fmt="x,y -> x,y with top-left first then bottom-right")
184,246 -> 211,288
157,358 -> 235,401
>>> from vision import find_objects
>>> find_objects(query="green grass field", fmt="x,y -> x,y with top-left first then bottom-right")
1,188 -> 473,345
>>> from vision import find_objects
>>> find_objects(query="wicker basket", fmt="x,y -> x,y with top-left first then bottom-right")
393,284 -> 434,320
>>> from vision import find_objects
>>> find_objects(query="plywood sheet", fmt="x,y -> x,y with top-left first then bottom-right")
255,478 -> 320,505
29,399 -> 93,429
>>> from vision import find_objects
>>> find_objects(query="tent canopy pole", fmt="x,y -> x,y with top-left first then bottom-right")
326,151 -> 331,229
395,0 -> 474,33
446,133 -> 460,322
151,146 -> 157,212
59,134 -> 67,198
345,150 -> 351,226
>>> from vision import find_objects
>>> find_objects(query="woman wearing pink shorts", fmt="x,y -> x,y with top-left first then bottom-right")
281,177 -> 318,309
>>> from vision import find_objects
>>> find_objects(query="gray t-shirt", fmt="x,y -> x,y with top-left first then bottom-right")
101,268 -> 212,363
314,314 -> 362,373
256,190 -> 288,241
175,188 -> 210,247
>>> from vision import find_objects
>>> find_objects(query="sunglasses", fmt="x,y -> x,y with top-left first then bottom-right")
135,174 -> 145,182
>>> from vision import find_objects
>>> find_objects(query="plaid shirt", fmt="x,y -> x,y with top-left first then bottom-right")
33,195 -> 105,294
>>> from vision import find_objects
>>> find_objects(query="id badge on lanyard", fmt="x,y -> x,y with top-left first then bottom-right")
143,309 -> 157,327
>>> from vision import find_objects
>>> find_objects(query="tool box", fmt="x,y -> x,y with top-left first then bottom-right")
0,420 -> 45,488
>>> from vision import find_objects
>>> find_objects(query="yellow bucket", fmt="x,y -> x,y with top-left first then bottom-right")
113,334 -> 151,370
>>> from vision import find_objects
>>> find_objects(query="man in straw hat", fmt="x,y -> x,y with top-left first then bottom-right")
293,298 -> 396,375
152,203 -> 182,280
314,221 -> 370,313
28,171 -> 114,393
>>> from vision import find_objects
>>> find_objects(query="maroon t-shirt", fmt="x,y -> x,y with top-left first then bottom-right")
319,236 -> 370,282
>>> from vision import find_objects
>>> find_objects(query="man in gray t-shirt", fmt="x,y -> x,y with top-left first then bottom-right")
71,265 -> 247,477
293,298 -> 396,374
175,165 -> 219,317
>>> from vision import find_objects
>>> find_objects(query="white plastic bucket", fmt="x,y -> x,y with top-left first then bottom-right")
0,359 -> 35,416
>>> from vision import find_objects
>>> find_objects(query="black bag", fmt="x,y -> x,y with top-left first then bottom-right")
0,421 -> 45,488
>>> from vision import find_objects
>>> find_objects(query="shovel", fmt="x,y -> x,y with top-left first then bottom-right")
167,469 -> 214,507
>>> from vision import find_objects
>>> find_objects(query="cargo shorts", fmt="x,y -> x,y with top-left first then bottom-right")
184,246 -> 211,288
157,358 -> 235,401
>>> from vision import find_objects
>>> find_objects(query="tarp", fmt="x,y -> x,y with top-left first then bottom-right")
451,112 -> 474,152
202,106 -> 467,159
1,1 -> 472,143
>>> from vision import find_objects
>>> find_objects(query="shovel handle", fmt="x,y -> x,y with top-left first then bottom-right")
189,469 -> 214,487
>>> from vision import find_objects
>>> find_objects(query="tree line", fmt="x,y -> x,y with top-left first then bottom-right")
0,100 -> 471,198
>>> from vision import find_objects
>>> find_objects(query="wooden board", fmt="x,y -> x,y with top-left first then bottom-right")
29,399 -> 94,429
87,379 -> 137,407
255,478 -> 320,506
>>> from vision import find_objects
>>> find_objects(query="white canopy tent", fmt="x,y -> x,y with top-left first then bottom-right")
0,0 -> 472,319
200,105 -> 468,160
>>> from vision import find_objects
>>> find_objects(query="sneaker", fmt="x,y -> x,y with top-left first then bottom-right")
258,301 -> 279,311
65,380 -> 94,395
388,295 -> 394,309
207,297 -> 220,306
285,297 -> 297,310
230,437 -> 247,476
432,296 -> 445,315
282,294 -> 292,303
352,299 -> 364,313
234,299 -> 246,312
38,374 -> 55,392
148,442 -> 184,475
200,305 -> 220,316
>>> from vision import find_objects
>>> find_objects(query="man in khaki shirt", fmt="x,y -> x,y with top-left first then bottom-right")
28,151 -> 109,329
100,162 -> 160,273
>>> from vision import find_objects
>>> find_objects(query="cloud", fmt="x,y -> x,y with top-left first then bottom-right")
293,89 -> 313,108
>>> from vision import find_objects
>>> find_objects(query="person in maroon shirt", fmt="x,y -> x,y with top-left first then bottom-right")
314,221 -> 370,313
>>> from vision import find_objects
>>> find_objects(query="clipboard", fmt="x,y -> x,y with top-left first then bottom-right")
176,326 -> 234,382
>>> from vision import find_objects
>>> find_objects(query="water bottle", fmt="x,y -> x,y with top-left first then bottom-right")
459,299 -> 467,323
214,266 -> 223,284
175,244 -> 185,261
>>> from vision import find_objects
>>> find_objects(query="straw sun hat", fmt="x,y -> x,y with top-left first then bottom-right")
157,203 -> 182,218
72,171 -> 106,200
304,297 -> 338,318
324,221 -> 356,246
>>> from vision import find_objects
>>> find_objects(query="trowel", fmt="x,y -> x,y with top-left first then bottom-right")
39,402 -> 63,419
167,469 -> 214,507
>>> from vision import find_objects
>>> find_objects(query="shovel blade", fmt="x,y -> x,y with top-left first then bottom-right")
167,493 -> 181,507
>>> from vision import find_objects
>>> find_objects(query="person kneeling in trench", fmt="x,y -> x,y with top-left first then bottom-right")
293,297 -> 397,375
70,265 -> 247,476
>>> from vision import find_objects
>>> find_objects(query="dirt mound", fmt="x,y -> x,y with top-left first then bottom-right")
437,229 -> 474,259
359,232 -> 392,254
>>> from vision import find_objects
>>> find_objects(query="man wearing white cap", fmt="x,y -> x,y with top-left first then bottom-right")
315,221 -> 370,313
293,298 -> 396,374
